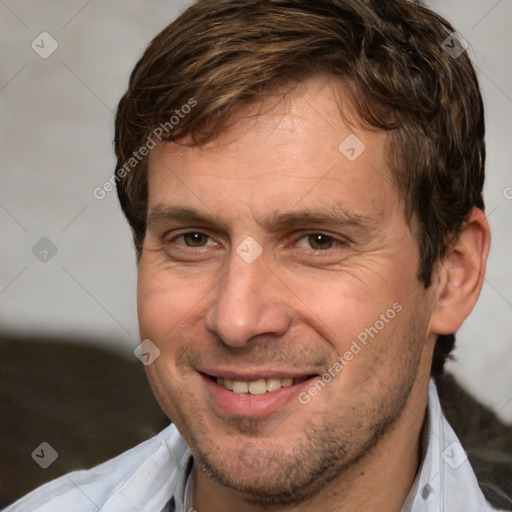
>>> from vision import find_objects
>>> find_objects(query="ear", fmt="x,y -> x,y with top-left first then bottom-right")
429,207 -> 491,335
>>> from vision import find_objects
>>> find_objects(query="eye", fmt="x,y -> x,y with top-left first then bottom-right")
296,233 -> 342,251
173,232 -> 216,248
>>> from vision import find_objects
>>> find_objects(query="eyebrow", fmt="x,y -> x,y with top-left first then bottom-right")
147,206 -> 224,230
265,208 -> 377,231
146,204 -> 377,233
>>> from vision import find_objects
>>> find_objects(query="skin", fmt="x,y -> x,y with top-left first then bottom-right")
137,77 -> 490,512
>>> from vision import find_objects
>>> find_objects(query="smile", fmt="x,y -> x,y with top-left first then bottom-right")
200,371 -> 319,417
214,376 -> 311,394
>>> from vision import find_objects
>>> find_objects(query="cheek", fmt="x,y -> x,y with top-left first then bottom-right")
137,259 -> 218,350
289,269 -> 402,341
137,265 -> 191,340
291,271 -> 419,382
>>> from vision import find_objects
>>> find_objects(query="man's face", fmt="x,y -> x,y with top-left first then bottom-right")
138,78 -> 437,505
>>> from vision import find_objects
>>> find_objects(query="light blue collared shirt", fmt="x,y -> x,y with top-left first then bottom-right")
5,380 -> 506,511
399,380 -> 507,511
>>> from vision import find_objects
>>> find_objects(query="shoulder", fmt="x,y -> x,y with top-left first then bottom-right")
4,424 -> 190,512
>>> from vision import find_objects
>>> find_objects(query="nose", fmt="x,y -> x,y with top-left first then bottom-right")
205,252 -> 292,348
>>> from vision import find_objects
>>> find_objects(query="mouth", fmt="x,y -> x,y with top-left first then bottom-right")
199,370 -> 319,417
205,374 -> 315,394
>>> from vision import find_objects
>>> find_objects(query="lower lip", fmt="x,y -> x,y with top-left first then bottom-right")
201,374 -> 317,417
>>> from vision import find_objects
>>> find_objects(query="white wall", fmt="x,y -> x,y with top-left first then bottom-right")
1,0 -> 511,422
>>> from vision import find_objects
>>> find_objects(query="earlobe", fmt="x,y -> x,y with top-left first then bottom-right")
429,208 -> 491,335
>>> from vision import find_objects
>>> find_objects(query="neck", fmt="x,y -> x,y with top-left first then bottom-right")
193,373 -> 431,512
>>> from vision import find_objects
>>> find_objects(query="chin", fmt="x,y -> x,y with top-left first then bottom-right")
189,420 -> 355,507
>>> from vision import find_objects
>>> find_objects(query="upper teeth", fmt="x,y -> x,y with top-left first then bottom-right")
217,377 -> 294,394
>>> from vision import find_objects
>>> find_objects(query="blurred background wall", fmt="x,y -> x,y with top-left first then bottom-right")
0,0 -> 511,422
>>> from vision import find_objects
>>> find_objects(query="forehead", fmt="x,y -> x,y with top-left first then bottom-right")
147,77 -> 397,223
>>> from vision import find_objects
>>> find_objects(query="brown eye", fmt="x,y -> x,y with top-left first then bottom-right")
308,233 -> 335,250
177,232 -> 212,247
296,233 -> 339,251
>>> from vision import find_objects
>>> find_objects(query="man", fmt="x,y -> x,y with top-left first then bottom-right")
6,0 -> 510,511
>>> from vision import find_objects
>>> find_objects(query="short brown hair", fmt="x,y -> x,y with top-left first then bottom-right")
114,0 -> 485,376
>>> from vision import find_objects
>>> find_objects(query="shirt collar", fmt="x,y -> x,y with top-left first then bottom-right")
400,378 -> 497,511
171,456 -> 194,512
